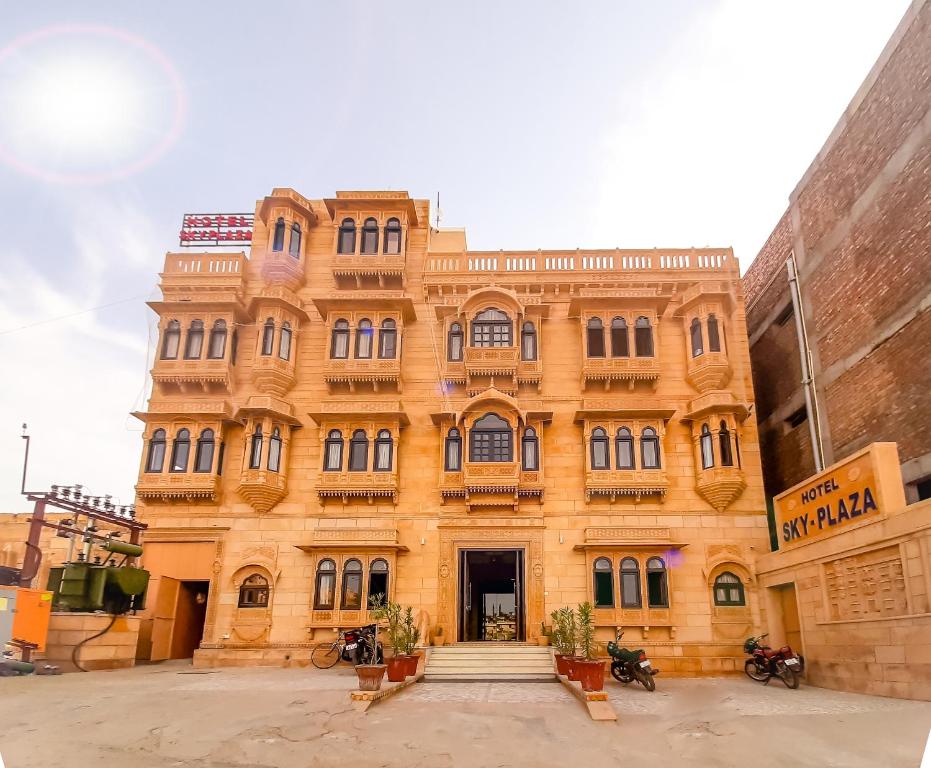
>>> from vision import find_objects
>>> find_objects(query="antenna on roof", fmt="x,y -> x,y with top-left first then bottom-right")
435,191 -> 442,230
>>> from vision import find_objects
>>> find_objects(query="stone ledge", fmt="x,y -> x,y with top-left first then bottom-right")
556,674 -> 617,721
350,670 -> 424,712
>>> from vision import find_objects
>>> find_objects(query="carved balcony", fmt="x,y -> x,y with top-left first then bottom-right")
317,470 -> 399,504
323,356 -> 402,392
158,253 -> 245,305
333,254 -> 406,288
151,358 -> 232,393
696,466 -> 746,512
584,468 -> 668,503
260,251 -> 306,292
581,357 -> 660,391
136,472 -> 219,503
686,351 -> 733,393
252,355 -> 296,396
444,346 -> 522,394
236,468 -> 288,514
440,462 -> 543,509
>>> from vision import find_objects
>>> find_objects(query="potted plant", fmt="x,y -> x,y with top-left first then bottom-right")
382,599 -> 407,682
536,621 -> 551,647
355,593 -> 388,691
433,625 -> 446,646
401,606 -> 421,676
552,607 -> 577,676
575,601 -> 606,692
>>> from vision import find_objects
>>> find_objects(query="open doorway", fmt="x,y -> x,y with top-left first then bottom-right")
151,578 -> 210,660
458,549 -> 524,641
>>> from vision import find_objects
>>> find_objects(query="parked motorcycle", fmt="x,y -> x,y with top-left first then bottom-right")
606,629 -> 659,692
743,633 -> 802,689
342,624 -> 384,666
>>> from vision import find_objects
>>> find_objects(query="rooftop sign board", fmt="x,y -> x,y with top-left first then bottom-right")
179,213 -> 254,247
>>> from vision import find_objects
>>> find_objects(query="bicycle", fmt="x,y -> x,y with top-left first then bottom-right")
311,625 -> 383,669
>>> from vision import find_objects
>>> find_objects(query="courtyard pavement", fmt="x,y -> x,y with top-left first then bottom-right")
1,661 -> 929,767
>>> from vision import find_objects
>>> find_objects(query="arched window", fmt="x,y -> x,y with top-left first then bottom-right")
161,320 -> 181,360
384,217 -> 402,254
378,318 -> 397,359
690,318 -> 703,357
184,320 -> 204,359
611,317 -> 629,357
268,427 -> 282,472
620,558 -> 642,608
713,571 -> 745,606
314,559 -> 336,610
238,573 -> 270,608
641,427 -> 660,469
341,558 -> 363,609
261,318 -> 275,356
145,429 -> 166,472
521,321 -> 537,361
586,317 -> 605,357
522,427 -> 539,471
194,428 -> 215,473
278,322 -> 292,361
331,319 -> 350,359
349,429 -> 368,471
470,413 -> 512,462
288,222 -> 301,258
448,322 -> 463,361
355,318 -> 373,359
615,427 -> 634,469
207,320 -> 227,359
324,430 -> 343,471
374,429 -> 393,471
170,428 -> 191,472
719,420 -> 734,467
646,557 -> 668,607
593,557 -> 614,607
635,317 -> 653,357
368,558 -> 389,603
337,218 -> 356,254
272,217 -> 285,252
445,427 -> 462,471
700,424 -> 714,469
472,308 -> 512,347
249,424 -> 263,469
707,314 -> 721,352
590,427 -> 609,470
361,217 -> 379,254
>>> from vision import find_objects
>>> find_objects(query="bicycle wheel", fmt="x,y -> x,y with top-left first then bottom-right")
311,642 -> 341,669
744,659 -> 768,682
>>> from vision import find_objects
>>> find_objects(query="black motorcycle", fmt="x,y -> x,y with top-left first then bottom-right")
606,629 -> 659,692
343,624 -> 384,666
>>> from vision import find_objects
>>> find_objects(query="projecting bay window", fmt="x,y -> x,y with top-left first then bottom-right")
249,425 -> 263,469
640,427 -> 660,469
272,217 -> 286,252
331,320 -> 350,359
620,558 -> 641,608
384,218 -> 402,254
278,323 -> 292,361
471,308 -> 512,347
586,317 -> 605,357
288,222 -> 301,258
690,318 -> 703,357
469,413 -> 512,462
611,317 -> 629,357
349,430 -> 369,471
361,217 -> 379,254
374,430 -> 393,471
146,429 -> 166,472
634,317 -> 653,357
161,320 -> 181,360
337,218 -> 356,254
170,429 -> 191,472
590,427 -> 609,470
268,427 -> 282,472
707,314 -> 721,352
379,319 -> 397,359
340,559 -> 363,610
355,319 -> 374,359
718,421 -> 734,466
324,430 -> 344,471
194,429 -> 215,473
615,427 -> 634,469
184,320 -> 204,359
700,424 -> 714,469
314,559 -> 337,610
207,320 -> 227,359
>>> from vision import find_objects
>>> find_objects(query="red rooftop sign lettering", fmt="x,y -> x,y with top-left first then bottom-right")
179,213 -> 254,247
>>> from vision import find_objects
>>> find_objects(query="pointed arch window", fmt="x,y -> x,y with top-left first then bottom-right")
361,217 -> 379,254
268,427 -> 282,472
713,571 -> 745,606
374,429 -> 393,471
278,322 -> 292,361
641,427 -> 660,469
272,217 -> 285,252
238,574 -> 269,608
690,318 -> 704,357
590,427 -> 609,470
384,217 -> 402,254
470,413 -> 512,462
586,317 -> 605,357
261,319 -> 275,356
337,218 -> 356,254
700,424 -> 714,469
349,429 -> 368,471
341,559 -> 363,609
647,557 -> 669,607
635,317 -> 654,357
611,317 -> 629,357
170,428 -> 191,472
378,319 -> 397,359
324,430 -> 343,471
448,322 -> 463,361
184,320 -> 204,359
314,559 -> 336,610
707,314 -> 721,352
161,320 -> 180,360
355,319 -> 373,359
593,557 -> 614,607
620,558 -> 642,608
194,428 -> 215,473
146,429 -> 166,472
368,558 -> 389,602
249,425 -> 263,469
331,319 -> 350,359
520,321 -> 537,361
288,222 -> 301,258
522,426 -> 539,471
207,320 -> 227,359
719,420 -> 734,467
445,427 -> 462,471
472,308 -> 512,347
615,427 -> 634,469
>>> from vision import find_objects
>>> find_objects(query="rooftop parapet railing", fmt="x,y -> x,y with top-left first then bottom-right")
161,252 -> 246,276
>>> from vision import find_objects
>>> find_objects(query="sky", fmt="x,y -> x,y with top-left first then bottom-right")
0,0 -> 912,513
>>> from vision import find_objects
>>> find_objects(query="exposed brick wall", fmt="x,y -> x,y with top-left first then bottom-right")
758,418 -> 816,499
750,319 -> 802,423
745,211 -> 793,334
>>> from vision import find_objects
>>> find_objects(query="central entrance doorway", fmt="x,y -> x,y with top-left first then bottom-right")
458,549 -> 524,641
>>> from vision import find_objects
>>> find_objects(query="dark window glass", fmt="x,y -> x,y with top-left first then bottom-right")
207,320 -> 227,359
337,218 -> 356,254
368,558 -> 389,603
620,558 -> 641,608
586,317 -> 605,357
522,427 -> 539,471
361,217 -> 379,254
374,430 -> 393,471
448,322 -> 463,361
238,574 -> 269,608
719,420 -> 733,467
445,427 -> 462,471
231,329 -> 238,365
469,413 -> 512,462
349,429 -> 368,471
647,557 -> 668,608
610,317 -> 628,357
314,559 -> 336,609
590,427 -> 609,470
641,427 -> 660,469
249,425 -> 263,469
355,319 -> 373,359
384,217 -> 402,254
471,308 -> 512,347
288,222 -> 301,258
272,217 -> 285,252
615,427 -> 634,469
593,557 -> 614,607
331,319 -> 350,359
194,428 -> 215,473
161,320 -> 180,360
700,424 -> 714,469
707,314 -> 721,352
146,429 -> 166,472
170,429 -> 191,472
341,559 -> 363,609
278,322 -> 292,361
379,319 -> 397,359
217,441 -> 226,475
324,430 -> 343,471
690,318 -> 703,357
635,317 -> 653,357
713,571 -> 745,606
184,320 -> 204,359
261,319 -> 275,356
268,427 -> 282,472
521,321 -> 537,361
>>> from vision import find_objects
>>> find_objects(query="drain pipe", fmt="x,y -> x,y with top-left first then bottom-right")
786,254 -> 824,472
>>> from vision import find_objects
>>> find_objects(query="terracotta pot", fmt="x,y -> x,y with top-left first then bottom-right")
386,656 -> 407,682
355,664 -> 386,691
554,654 -> 572,676
403,653 -> 420,676
577,659 -> 606,692
536,635 -> 550,647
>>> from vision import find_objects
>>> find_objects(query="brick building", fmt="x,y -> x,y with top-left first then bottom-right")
744,0 -> 931,505
121,187 -> 770,670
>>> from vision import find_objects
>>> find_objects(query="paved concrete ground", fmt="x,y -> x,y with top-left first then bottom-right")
1,662 -> 929,767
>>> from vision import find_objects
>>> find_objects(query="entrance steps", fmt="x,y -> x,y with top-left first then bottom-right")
424,643 -> 555,682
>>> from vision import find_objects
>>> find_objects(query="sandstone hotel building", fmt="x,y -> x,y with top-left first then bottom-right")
132,189 -> 770,671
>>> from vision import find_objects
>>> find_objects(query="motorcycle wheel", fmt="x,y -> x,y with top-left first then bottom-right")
777,664 -> 800,689
610,662 -> 632,684
744,658 -> 768,682
635,668 -> 656,692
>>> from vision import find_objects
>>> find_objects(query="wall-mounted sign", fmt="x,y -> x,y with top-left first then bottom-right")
179,213 -> 254,247
773,442 -> 906,550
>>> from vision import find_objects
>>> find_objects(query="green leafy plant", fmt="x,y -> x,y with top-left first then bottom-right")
402,606 -> 420,654
550,607 -> 577,656
577,601 -> 596,660
373,598 -> 405,655
367,593 -> 387,659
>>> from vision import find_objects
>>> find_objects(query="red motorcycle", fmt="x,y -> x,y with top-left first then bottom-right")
743,634 -> 802,689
